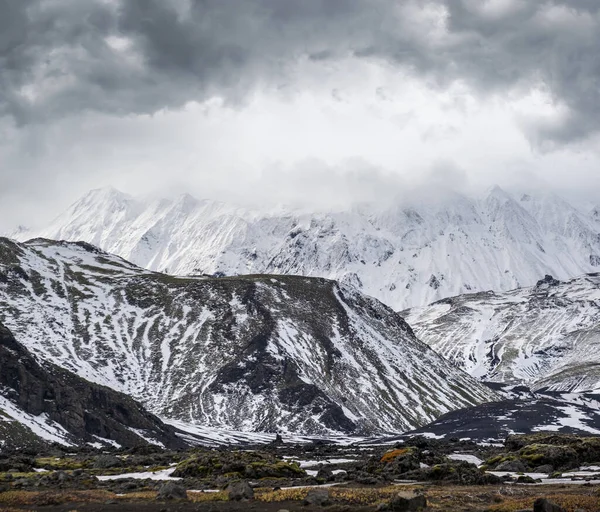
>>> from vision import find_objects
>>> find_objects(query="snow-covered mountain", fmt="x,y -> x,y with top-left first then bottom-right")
11,186 -> 600,310
0,237 -> 496,436
403,273 -> 600,393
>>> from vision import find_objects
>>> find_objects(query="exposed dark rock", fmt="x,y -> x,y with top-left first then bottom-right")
93,455 -> 122,469
516,475 -> 540,484
316,466 -> 334,482
535,275 -> 561,288
533,498 -> 567,512
156,481 -> 187,500
496,459 -> 527,472
172,450 -> 306,479
303,488 -> 330,506
387,492 -> 427,511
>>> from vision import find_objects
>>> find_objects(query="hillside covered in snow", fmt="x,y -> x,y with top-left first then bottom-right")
11,186 -> 600,310
0,237 -> 496,436
404,273 -> 600,393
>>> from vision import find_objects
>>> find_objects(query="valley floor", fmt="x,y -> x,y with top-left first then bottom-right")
2,433 -> 600,511
2,483 -> 600,512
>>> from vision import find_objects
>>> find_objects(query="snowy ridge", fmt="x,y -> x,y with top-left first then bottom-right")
403,273 -> 600,392
11,186 -> 600,310
0,237 -> 496,436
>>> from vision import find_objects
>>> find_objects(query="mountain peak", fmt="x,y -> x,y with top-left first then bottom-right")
76,186 -> 132,208
12,185 -> 600,310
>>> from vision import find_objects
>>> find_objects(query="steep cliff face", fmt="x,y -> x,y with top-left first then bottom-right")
12,186 -> 600,310
0,238 -> 497,436
0,322 -> 186,450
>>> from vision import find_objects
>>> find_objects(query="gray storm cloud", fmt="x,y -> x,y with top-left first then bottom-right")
1,0 -> 600,145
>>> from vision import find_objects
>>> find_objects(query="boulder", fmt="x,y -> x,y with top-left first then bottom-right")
316,466 -> 334,482
303,489 -> 330,506
156,481 -> 187,500
226,480 -> 254,501
93,455 -> 122,469
387,492 -> 427,511
533,498 -> 566,512
496,459 -> 527,472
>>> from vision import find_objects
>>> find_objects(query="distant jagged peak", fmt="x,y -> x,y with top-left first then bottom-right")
485,184 -> 513,201
75,185 -> 135,208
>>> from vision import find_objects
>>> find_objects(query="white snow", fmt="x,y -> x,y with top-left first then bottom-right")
96,467 -> 180,481
447,453 -> 484,466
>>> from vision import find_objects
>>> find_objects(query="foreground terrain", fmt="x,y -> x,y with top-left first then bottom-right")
1,433 -> 600,511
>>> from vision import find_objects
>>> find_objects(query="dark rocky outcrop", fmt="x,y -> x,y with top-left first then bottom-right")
385,492 -> 427,511
303,489 -> 330,507
0,323 -> 186,450
172,449 -> 305,479
484,433 -> 600,472
533,498 -> 566,512
535,274 -> 561,288
156,481 -> 188,500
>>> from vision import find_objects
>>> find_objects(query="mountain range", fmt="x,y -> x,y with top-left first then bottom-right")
0,237 -> 496,438
10,186 -> 600,310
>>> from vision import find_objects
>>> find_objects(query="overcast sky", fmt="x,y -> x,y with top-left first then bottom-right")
2,0 -> 600,231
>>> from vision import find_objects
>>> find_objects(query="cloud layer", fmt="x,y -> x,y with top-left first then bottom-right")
2,0 -> 600,144
1,0 -> 600,230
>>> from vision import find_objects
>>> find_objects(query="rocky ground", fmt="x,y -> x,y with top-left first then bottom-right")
1,434 -> 600,511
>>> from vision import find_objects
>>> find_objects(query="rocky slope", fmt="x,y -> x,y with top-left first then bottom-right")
403,274 -> 600,392
0,322 -> 186,450
0,237 -> 496,436
11,186 -> 600,310
400,386 -> 600,442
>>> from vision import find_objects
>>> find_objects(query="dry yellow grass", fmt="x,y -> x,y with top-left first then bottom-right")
256,485 -> 419,505
187,490 -> 228,502
487,493 -> 600,512
115,491 -> 157,500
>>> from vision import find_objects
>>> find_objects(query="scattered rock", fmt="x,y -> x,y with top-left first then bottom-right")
496,459 -> 527,472
226,480 -> 254,501
156,481 -> 187,500
534,464 -> 554,474
93,455 -> 122,469
387,491 -> 427,511
533,498 -> 567,512
303,488 -> 330,507
316,466 -> 334,482
516,475 -> 540,484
